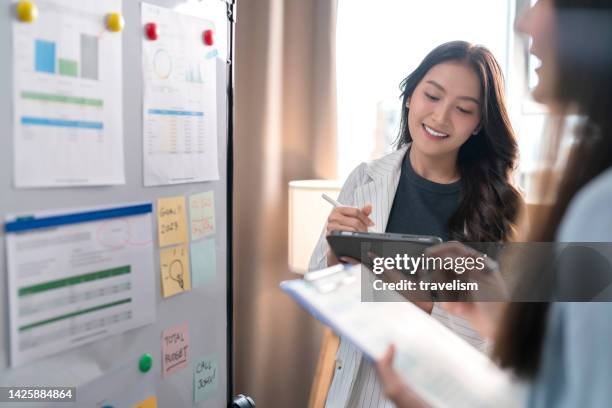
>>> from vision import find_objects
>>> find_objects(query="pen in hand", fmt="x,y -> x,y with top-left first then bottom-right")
321,193 -> 374,266
322,193 -> 342,207
321,193 -> 375,227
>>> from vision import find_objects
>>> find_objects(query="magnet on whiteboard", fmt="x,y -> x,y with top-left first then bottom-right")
139,353 -> 153,373
16,1 -> 38,23
145,22 -> 158,40
203,29 -> 214,46
106,12 -> 125,32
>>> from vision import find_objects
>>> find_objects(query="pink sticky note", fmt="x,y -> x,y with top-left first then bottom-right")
162,323 -> 190,377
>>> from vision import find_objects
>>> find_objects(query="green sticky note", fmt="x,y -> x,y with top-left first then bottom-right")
189,191 -> 215,240
190,239 -> 216,288
194,355 -> 218,403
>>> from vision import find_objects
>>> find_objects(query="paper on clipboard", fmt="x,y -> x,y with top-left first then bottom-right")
280,264 -> 524,408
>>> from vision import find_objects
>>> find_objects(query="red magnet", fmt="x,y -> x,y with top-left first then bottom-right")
145,22 -> 158,40
203,29 -> 214,46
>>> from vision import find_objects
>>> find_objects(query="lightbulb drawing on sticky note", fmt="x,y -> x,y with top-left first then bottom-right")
169,257 -> 185,289
160,245 -> 191,297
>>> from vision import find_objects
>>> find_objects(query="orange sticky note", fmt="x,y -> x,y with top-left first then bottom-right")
157,196 -> 188,247
133,395 -> 157,408
160,245 -> 191,297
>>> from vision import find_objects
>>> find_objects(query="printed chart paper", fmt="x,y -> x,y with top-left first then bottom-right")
12,0 -> 125,187
142,3 -> 219,186
5,203 -> 156,367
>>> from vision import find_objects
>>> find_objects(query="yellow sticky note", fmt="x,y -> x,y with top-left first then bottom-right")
157,196 -> 188,247
133,395 -> 157,408
160,245 -> 191,297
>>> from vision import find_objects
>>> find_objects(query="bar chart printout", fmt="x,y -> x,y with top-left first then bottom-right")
5,203 -> 156,367
142,3 -> 219,186
12,0 -> 124,187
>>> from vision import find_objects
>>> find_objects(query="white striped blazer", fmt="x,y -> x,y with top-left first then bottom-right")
308,145 -> 488,408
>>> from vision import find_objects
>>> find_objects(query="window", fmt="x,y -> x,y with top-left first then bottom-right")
335,0 -> 547,200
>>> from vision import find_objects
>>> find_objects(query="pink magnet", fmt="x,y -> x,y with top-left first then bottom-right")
145,22 -> 158,40
203,29 -> 214,46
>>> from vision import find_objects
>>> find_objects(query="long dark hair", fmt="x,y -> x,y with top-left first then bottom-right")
396,41 -> 521,242
495,0 -> 612,378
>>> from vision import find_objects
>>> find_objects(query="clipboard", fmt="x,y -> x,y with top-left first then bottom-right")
280,264 -> 523,408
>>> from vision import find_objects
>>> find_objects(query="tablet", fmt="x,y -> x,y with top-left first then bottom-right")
326,231 -> 442,265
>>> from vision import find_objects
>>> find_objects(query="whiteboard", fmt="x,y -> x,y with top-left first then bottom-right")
0,0 -> 232,406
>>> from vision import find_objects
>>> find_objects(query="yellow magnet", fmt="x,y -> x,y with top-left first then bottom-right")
105,12 -> 124,32
16,1 -> 38,23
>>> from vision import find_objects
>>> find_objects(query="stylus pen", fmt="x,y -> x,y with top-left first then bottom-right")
321,193 -> 343,207
322,193 -> 375,226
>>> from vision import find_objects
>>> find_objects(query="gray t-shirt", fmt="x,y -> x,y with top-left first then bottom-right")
529,167 -> 612,408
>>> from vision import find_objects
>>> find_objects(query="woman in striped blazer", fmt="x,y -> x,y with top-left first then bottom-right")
309,41 -> 522,407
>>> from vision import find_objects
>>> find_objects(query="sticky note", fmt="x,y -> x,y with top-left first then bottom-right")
189,191 -> 215,240
190,239 -> 216,288
193,355 -> 219,402
162,323 -> 190,377
157,196 -> 188,247
133,395 -> 157,408
160,245 -> 191,297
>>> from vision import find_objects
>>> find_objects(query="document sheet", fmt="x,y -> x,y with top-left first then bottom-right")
5,203 -> 156,367
12,0 -> 124,187
281,265 -> 524,408
142,3 -> 219,186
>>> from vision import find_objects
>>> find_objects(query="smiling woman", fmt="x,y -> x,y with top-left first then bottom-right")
397,41 -> 522,242
335,0 -> 513,180
309,41 -> 523,408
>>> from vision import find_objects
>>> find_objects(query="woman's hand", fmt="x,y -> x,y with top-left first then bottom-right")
424,241 -> 508,300
440,301 -> 506,340
375,345 -> 428,408
424,241 -> 507,339
326,204 -> 374,234
326,204 -> 374,265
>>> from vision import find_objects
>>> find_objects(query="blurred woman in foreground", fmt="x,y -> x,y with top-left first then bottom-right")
376,0 -> 612,406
